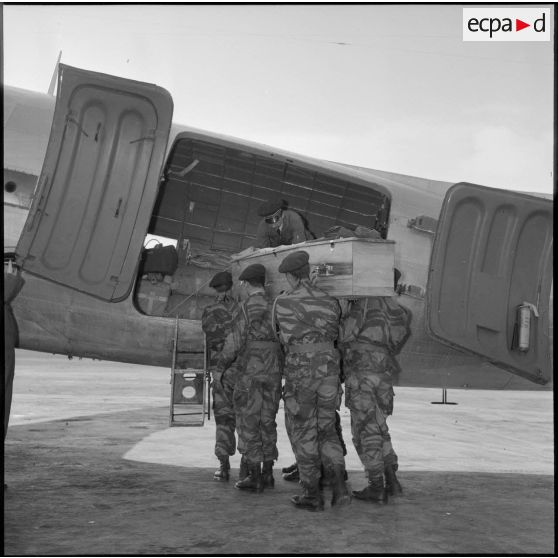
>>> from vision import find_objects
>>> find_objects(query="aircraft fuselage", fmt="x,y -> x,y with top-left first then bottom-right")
4,69 -> 552,391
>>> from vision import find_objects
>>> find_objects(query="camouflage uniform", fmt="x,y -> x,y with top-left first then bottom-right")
217,290 -> 282,465
255,209 -> 313,248
201,295 -> 239,459
274,279 -> 346,488
339,296 -> 411,479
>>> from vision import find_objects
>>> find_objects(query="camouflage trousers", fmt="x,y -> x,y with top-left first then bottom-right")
211,369 -> 237,458
344,367 -> 398,478
234,371 -> 282,465
283,364 -> 346,487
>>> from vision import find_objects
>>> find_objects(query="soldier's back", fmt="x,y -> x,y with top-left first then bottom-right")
202,298 -> 238,353
275,281 -> 340,345
356,297 -> 411,353
244,291 -> 276,341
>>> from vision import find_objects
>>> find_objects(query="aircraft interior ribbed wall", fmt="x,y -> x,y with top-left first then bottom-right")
149,138 -> 390,254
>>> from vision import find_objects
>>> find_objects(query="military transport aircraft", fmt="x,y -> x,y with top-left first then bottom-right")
3,64 -> 553,391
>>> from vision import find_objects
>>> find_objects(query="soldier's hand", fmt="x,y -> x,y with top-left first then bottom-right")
338,298 -> 350,316
309,266 -> 318,285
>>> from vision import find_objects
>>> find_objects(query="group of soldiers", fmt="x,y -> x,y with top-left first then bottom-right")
200,199 -> 412,512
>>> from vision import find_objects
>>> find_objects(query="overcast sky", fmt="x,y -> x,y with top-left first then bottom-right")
3,4 -> 554,193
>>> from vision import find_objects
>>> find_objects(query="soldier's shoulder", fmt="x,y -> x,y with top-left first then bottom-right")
212,300 -> 234,314
284,208 -> 304,221
307,282 -> 336,301
202,302 -> 219,316
273,290 -> 297,309
274,288 -> 294,299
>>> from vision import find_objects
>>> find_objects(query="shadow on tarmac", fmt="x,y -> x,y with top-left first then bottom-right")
4,406 -> 554,555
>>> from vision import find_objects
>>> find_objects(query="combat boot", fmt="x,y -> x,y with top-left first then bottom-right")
318,463 -> 346,489
283,464 -> 300,482
330,467 -> 352,507
281,462 -> 298,475
238,455 -> 249,481
318,464 -> 332,490
235,462 -> 264,492
384,464 -> 402,496
262,460 -> 275,488
213,456 -> 230,482
352,475 -> 388,504
291,483 -> 324,512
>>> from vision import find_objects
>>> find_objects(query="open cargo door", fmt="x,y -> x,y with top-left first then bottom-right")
16,64 -> 173,301
427,182 -> 553,385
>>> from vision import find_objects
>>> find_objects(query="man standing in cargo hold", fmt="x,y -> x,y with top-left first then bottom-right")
215,264 -> 282,492
255,198 -> 314,248
338,289 -> 411,503
202,271 -> 240,482
274,250 -> 351,511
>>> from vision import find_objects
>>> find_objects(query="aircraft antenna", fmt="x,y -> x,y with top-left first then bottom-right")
48,51 -> 62,96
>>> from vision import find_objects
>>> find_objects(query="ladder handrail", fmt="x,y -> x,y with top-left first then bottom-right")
170,316 -> 208,426
169,315 -> 180,426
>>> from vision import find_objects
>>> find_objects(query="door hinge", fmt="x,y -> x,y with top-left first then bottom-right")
65,113 -> 90,138
397,283 -> 425,299
407,215 -> 438,235
26,174 -> 51,232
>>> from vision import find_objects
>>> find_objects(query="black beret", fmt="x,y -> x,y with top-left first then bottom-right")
258,198 -> 285,217
278,250 -> 309,274
239,264 -> 266,282
209,271 -> 233,290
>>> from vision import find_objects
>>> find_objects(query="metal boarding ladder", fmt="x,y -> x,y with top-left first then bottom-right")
169,316 -> 211,426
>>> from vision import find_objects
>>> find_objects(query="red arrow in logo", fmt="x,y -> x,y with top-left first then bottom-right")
516,19 -> 530,31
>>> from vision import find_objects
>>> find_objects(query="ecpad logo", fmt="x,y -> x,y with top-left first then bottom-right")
463,8 -> 551,41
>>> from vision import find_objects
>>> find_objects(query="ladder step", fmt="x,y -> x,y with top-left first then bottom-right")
170,316 -> 210,426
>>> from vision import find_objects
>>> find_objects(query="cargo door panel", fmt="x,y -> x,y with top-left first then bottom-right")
16,64 -> 173,301
427,182 -> 553,385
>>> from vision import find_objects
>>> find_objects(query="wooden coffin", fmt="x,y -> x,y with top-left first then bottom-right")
231,237 -> 395,299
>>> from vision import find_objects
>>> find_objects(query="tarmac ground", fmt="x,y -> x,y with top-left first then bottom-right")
3,350 -> 555,555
